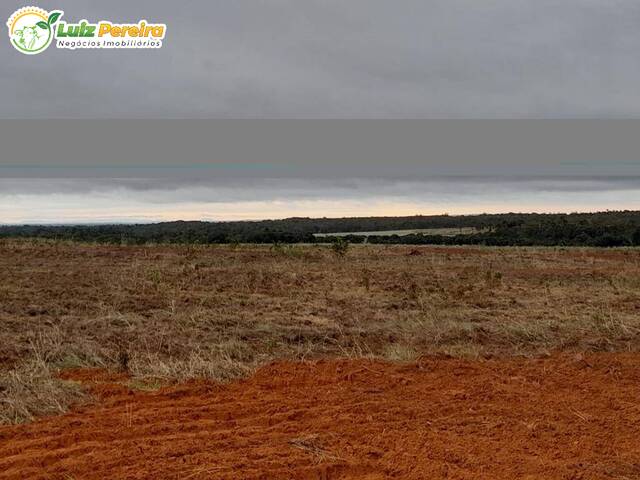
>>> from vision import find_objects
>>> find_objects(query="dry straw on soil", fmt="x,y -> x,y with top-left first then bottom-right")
1,240 -> 639,423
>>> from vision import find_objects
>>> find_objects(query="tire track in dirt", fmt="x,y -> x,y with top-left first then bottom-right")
2,354 -> 640,479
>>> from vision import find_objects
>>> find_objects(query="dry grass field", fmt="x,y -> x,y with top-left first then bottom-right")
1,240 -> 639,424
2,240 -> 640,479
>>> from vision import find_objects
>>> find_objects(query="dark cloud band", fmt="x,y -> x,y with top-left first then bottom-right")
2,120 -> 640,178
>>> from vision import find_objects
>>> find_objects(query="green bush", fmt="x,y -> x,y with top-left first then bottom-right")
331,238 -> 349,257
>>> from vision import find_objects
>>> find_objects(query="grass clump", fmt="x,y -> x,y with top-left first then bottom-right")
0,360 -> 85,424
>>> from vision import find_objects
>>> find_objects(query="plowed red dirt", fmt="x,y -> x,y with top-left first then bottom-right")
2,353 -> 640,480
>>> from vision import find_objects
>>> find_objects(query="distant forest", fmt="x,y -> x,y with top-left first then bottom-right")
2,211 -> 640,247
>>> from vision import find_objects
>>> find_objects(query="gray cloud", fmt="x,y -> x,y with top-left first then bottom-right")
3,120 -> 640,178
2,176 -> 640,197
2,0 -> 640,118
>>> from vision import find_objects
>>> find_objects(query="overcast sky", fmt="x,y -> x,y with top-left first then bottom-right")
3,0 -> 640,118
2,177 -> 639,224
2,1 -> 639,222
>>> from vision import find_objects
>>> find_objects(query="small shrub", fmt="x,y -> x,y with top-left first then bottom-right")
270,242 -> 285,255
331,238 -> 349,258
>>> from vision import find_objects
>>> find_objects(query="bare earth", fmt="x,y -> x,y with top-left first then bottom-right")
2,354 -> 640,479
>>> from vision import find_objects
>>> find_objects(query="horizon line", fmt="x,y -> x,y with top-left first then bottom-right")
1,208 -> 636,227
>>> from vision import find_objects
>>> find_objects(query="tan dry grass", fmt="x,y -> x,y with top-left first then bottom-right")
2,240 -> 640,423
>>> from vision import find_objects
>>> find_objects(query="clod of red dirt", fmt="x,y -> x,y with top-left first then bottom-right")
58,368 -> 130,384
2,354 -> 640,480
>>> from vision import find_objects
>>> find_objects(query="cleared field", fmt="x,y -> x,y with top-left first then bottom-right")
313,227 -> 481,237
1,241 -> 640,478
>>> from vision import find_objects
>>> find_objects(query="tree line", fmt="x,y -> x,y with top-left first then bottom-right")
1,211 -> 640,247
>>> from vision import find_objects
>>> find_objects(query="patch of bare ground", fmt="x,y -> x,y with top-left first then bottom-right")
1,353 -> 640,479
1,240 -> 640,423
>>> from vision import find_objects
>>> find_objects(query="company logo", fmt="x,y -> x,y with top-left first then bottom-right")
7,7 -> 61,54
7,6 -> 166,55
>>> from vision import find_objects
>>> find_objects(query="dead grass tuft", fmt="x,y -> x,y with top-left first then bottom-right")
0,360 -> 85,424
289,434 -> 342,462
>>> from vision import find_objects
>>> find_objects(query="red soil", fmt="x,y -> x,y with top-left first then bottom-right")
1,354 -> 640,480
58,368 -> 130,384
